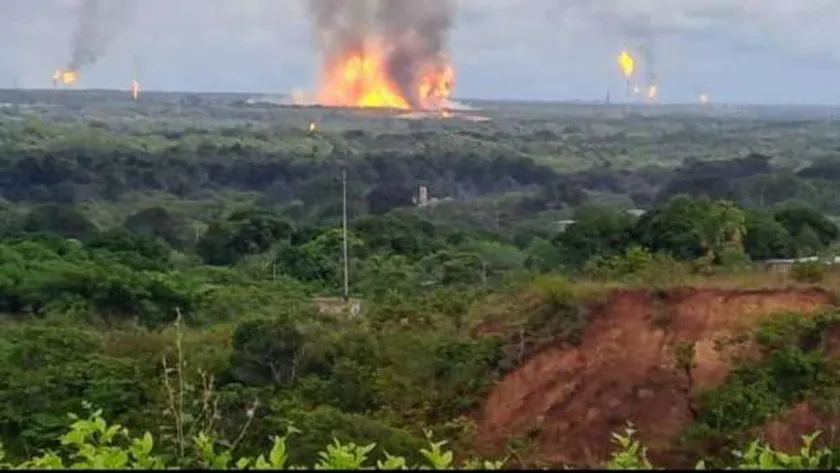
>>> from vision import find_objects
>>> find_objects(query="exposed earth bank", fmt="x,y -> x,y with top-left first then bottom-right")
474,287 -> 835,467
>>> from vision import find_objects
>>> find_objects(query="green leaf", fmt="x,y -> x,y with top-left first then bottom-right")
376,452 -> 407,470
268,435 -> 289,468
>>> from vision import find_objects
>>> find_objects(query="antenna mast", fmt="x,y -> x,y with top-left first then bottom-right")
341,168 -> 349,303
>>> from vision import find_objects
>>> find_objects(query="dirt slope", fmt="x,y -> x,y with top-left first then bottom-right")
474,288 -> 833,467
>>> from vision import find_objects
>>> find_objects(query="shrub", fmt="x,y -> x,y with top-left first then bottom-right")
4,408 -> 834,470
791,261 -> 826,284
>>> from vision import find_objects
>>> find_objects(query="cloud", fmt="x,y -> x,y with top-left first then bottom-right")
0,0 -> 838,102
547,0 -> 840,61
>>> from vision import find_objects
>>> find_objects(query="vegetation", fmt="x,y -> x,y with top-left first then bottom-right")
684,310 -> 840,467
2,408 -> 836,469
3,90 -> 840,469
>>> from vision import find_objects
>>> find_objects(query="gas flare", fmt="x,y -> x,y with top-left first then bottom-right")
647,84 -> 658,101
617,49 -> 637,97
130,79 -> 139,101
699,93 -> 710,104
53,69 -> 78,86
617,50 -> 635,80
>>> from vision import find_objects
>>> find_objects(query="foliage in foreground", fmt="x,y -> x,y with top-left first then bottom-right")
2,410 -> 836,470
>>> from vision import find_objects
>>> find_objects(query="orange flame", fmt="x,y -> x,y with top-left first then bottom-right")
419,63 -> 455,108
316,38 -> 454,111
130,79 -> 140,101
53,69 -> 78,86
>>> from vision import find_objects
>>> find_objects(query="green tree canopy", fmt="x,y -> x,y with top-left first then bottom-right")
554,206 -> 637,268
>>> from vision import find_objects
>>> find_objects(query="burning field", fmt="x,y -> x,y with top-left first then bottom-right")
304,0 -> 458,113
51,0 -> 478,118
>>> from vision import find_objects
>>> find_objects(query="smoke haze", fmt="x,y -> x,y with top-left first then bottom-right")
67,0 -> 134,70
3,1 -> 840,103
550,0 -> 840,61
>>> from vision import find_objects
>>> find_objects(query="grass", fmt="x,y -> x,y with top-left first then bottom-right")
468,266 -> 840,334
577,264 -> 840,294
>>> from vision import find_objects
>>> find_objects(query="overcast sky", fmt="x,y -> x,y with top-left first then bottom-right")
3,0 -> 840,105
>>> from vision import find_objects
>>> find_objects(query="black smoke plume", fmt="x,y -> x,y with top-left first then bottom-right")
305,0 -> 455,108
67,0 -> 133,71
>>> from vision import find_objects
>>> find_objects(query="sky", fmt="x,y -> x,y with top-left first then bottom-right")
2,0 -> 840,105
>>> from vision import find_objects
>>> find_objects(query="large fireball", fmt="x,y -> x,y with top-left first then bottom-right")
316,38 -> 454,111
307,0 -> 456,112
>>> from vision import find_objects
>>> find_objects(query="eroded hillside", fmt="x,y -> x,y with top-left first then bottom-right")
473,287 -> 838,468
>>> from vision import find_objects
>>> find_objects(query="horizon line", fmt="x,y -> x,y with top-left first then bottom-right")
1,87 -> 840,109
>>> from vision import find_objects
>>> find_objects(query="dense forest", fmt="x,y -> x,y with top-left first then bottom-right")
2,89 -> 840,469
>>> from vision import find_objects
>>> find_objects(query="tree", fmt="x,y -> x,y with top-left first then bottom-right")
793,226 -> 823,257
524,238 -> 563,273
583,244 -> 654,280
23,204 -> 97,241
276,228 -> 365,290
197,210 -> 294,266
365,183 -> 415,216
774,203 -> 839,252
636,195 -> 703,260
86,229 -> 173,270
356,255 -> 417,299
124,207 -> 186,249
743,211 -> 794,261
636,196 -> 746,262
228,320 -> 310,386
0,326 -> 153,459
227,212 -> 294,257
415,250 -> 487,287
696,200 -> 746,261
0,204 -> 23,238
555,206 -> 637,268
196,222 -> 239,266
352,213 -> 440,259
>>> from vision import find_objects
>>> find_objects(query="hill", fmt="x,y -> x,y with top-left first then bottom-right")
474,285 -> 839,468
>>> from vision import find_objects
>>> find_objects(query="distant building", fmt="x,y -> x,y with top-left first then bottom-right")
313,297 -> 362,317
414,186 -> 450,208
555,220 -> 577,232
418,186 -> 429,207
763,256 -> 840,273
626,209 -> 647,218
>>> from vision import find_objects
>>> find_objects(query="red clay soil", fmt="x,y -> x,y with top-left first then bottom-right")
762,402 -> 840,453
474,288 -> 833,468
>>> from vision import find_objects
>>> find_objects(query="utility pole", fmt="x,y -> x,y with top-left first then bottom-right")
341,168 -> 350,303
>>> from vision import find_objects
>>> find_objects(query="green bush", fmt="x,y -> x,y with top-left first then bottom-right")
791,261 -> 826,283
3,409 -> 835,470
687,310 -> 840,454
